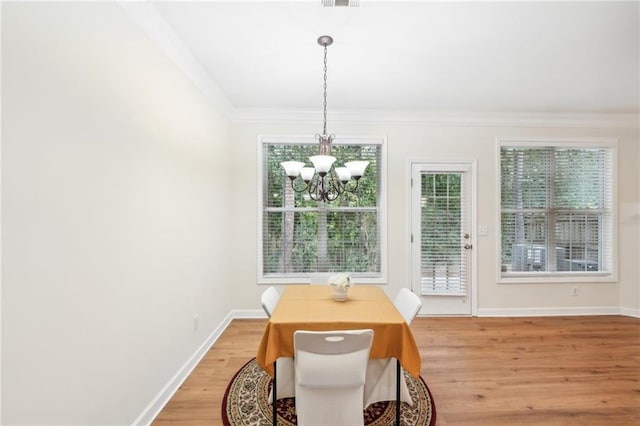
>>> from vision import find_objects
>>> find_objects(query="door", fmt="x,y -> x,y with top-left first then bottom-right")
411,162 -> 474,315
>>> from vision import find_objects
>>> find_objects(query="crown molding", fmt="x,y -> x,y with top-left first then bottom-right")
118,1 -> 234,117
230,108 -> 640,129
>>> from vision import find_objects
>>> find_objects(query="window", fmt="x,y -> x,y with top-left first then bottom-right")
499,140 -> 615,281
258,136 -> 386,283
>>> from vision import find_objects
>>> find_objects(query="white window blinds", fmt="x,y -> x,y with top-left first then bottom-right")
420,172 -> 467,296
500,143 -> 614,276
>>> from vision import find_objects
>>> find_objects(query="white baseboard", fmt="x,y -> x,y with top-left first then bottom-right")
619,306 -> 640,318
477,306 -> 622,317
239,306 -> 639,318
231,309 -> 268,318
131,311 -> 235,426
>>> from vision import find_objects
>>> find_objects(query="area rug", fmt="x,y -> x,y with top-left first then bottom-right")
222,358 -> 436,426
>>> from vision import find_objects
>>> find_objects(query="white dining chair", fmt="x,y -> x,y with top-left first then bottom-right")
364,287 -> 422,422
309,272 -> 332,285
261,286 -> 280,317
394,287 -> 422,325
294,329 -> 374,426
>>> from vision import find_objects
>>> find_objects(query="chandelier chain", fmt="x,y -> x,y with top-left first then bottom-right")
322,44 -> 328,136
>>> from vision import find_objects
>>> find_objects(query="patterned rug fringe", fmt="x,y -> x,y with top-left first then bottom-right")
222,358 -> 436,426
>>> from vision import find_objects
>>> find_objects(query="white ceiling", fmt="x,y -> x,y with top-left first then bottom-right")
143,1 -> 639,115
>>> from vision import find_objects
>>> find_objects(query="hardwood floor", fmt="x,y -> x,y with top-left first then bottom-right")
152,316 -> 640,426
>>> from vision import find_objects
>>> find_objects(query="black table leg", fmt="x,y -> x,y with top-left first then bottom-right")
396,359 -> 401,426
273,360 -> 277,426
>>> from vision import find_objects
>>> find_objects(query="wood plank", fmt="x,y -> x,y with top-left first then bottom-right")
152,316 -> 640,426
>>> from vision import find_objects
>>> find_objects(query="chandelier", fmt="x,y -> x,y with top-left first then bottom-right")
280,35 -> 369,203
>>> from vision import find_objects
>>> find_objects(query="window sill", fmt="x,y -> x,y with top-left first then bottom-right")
258,276 -> 388,285
499,273 -> 617,284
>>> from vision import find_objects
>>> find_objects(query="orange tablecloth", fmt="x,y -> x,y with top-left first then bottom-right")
256,285 -> 421,378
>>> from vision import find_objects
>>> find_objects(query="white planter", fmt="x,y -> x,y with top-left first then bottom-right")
332,286 -> 349,302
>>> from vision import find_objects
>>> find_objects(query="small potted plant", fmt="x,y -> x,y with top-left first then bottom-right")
328,273 -> 351,301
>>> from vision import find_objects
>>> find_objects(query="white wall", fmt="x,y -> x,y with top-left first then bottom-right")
2,3 -> 232,425
617,127 -> 640,316
230,119 -> 640,316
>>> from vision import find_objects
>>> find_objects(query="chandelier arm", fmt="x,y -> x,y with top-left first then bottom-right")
308,190 -> 323,202
319,174 -> 330,202
307,175 -> 325,202
289,178 -> 312,194
324,172 -> 347,202
327,171 -> 345,195
342,178 -> 360,193
324,187 -> 341,202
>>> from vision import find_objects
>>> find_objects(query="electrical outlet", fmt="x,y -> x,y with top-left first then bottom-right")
193,313 -> 199,331
572,287 -> 578,296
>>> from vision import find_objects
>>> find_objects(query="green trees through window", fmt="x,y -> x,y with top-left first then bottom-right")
420,172 -> 467,295
262,140 -> 382,277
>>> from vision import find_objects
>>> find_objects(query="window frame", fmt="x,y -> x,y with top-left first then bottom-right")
257,134 -> 388,285
496,137 -> 618,284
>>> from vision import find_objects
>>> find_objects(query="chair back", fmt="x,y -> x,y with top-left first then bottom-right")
393,288 -> 422,325
294,329 -> 374,425
260,286 -> 280,318
309,272 -> 332,285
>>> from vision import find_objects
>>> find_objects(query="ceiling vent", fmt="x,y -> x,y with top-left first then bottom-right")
322,0 -> 360,7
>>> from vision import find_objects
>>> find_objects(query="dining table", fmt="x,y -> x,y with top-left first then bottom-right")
256,285 -> 422,425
